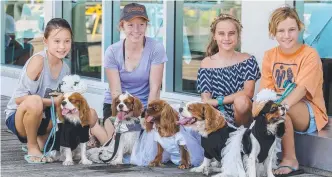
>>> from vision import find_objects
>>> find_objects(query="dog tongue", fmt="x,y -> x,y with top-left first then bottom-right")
62,108 -> 70,115
117,112 -> 126,120
146,116 -> 154,122
177,117 -> 193,125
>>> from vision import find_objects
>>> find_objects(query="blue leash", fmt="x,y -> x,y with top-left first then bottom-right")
42,97 -> 57,157
275,80 -> 296,104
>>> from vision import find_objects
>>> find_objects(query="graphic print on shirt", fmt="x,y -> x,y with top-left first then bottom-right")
272,63 -> 297,90
44,88 -> 55,98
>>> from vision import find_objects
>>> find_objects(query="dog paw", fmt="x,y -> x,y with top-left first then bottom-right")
149,161 -> 164,167
190,166 -> 205,173
63,160 -> 74,166
202,167 -> 210,176
79,159 -> 92,165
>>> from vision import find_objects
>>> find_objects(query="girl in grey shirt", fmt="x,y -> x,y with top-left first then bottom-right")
5,19 -> 72,163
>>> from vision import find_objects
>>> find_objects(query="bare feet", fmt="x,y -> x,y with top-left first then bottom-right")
274,158 -> 299,175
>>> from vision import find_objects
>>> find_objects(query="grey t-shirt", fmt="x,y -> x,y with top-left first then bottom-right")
104,37 -> 168,107
5,50 -> 70,120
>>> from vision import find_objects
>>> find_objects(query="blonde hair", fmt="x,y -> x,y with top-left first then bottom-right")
269,6 -> 304,38
206,13 -> 243,57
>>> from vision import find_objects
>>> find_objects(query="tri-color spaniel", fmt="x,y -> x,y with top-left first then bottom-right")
145,100 -> 191,169
56,92 -> 92,166
216,98 -> 286,177
179,102 -> 229,175
98,92 -> 144,165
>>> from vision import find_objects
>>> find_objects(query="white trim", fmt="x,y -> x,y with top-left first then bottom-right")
0,1 -> 5,64
161,92 -> 200,103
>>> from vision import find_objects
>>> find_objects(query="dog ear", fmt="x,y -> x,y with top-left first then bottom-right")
204,104 -> 225,133
133,97 -> 143,117
276,122 -> 285,138
260,101 -> 274,116
111,95 -> 119,117
160,102 -> 179,136
79,96 -> 90,127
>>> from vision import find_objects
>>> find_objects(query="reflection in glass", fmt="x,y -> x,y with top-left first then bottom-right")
175,1 -> 241,94
4,1 -> 44,66
69,0 -> 102,79
299,1 -> 332,115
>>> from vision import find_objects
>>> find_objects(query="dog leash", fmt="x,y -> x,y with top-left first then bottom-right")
42,97 -> 57,157
98,132 -> 122,163
275,81 -> 296,104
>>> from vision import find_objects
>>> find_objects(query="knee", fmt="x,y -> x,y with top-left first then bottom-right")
234,95 -> 252,113
23,95 -> 43,114
89,108 -> 99,126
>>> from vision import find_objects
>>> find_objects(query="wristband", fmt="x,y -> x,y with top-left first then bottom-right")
217,96 -> 225,112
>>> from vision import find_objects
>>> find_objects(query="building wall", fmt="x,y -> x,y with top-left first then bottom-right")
0,0 -> 290,118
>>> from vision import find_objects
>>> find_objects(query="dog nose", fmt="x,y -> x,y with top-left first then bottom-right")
179,108 -> 183,113
61,101 -> 67,106
119,104 -> 124,109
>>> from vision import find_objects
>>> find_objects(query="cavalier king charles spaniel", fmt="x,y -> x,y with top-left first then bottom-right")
179,102 -> 229,175
48,75 -> 91,166
55,92 -> 92,166
145,100 -> 191,169
215,89 -> 286,177
98,92 -> 144,165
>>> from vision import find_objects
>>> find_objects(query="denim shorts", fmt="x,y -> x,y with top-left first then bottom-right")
295,100 -> 317,134
5,109 -> 51,143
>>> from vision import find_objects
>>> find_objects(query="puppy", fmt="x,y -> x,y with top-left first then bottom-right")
57,75 -> 87,93
99,92 -> 144,165
179,102 -> 229,175
56,92 -> 92,166
216,100 -> 286,177
145,100 -> 191,169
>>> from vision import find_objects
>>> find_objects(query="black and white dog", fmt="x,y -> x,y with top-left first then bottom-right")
214,89 -> 286,177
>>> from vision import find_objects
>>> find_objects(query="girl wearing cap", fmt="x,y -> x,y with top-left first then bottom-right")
89,3 -> 167,164
260,7 -> 327,176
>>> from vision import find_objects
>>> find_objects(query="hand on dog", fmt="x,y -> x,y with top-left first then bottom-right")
53,93 -> 64,107
49,91 -> 62,97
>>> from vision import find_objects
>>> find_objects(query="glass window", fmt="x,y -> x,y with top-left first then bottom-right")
301,0 -> 332,59
3,1 -> 44,66
174,1 -> 241,94
297,0 -> 332,115
119,1 -> 164,42
66,0 -> 102,79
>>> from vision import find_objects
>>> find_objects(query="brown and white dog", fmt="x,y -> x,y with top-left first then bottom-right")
215,100 -> 286,177
145,100 -> 191,169
98,92 -> 144,165
178,102 -> 230,175
55,92 -> 92,166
